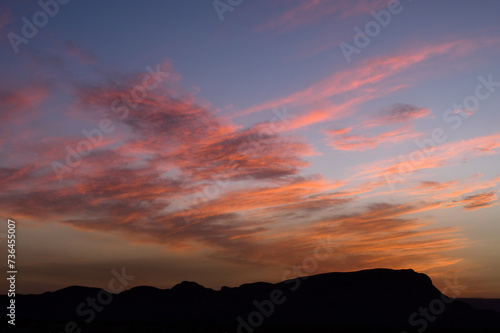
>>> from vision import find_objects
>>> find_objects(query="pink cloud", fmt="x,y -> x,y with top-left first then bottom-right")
325,125 -> 421,151
286,108 -> 332,130
0,85 -> 49,123
256,0 -> 388,34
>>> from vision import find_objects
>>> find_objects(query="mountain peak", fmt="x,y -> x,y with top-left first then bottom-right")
171,280 -> 209,292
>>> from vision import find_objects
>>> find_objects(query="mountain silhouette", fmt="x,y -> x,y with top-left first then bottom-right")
2,268 -> 500,332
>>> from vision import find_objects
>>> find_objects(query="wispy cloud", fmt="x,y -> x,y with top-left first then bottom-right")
364,104 -> 432,127
256,0 -> 388,34
325,125 -> 421,151
354,132 -> 500,181
450,191 -> 498,211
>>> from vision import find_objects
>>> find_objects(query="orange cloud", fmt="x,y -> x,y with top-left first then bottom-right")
260,201 -> 466,272
325,125 -> 421,151
450,191 -> 498,211
417,180 -> 459,190
287,108 -> 332,130
406,174 -> 499,201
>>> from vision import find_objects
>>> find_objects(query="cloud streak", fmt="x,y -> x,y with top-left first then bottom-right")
256,0 -> 389,34
325,125 -> 421,151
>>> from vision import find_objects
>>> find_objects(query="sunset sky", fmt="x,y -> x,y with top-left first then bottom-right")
1,0 -> 500,298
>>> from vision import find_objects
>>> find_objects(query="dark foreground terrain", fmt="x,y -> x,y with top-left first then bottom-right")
2,268 -> 500,332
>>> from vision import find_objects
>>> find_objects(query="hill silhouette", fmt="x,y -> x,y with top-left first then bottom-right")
2,268 -> 500,332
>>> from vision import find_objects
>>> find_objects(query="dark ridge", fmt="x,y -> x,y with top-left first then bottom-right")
2,268 -> 499,333
50,285 -> 103,296
459,298 -> 500,313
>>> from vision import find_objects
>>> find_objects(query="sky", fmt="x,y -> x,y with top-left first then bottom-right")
0,0 -> 499,298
